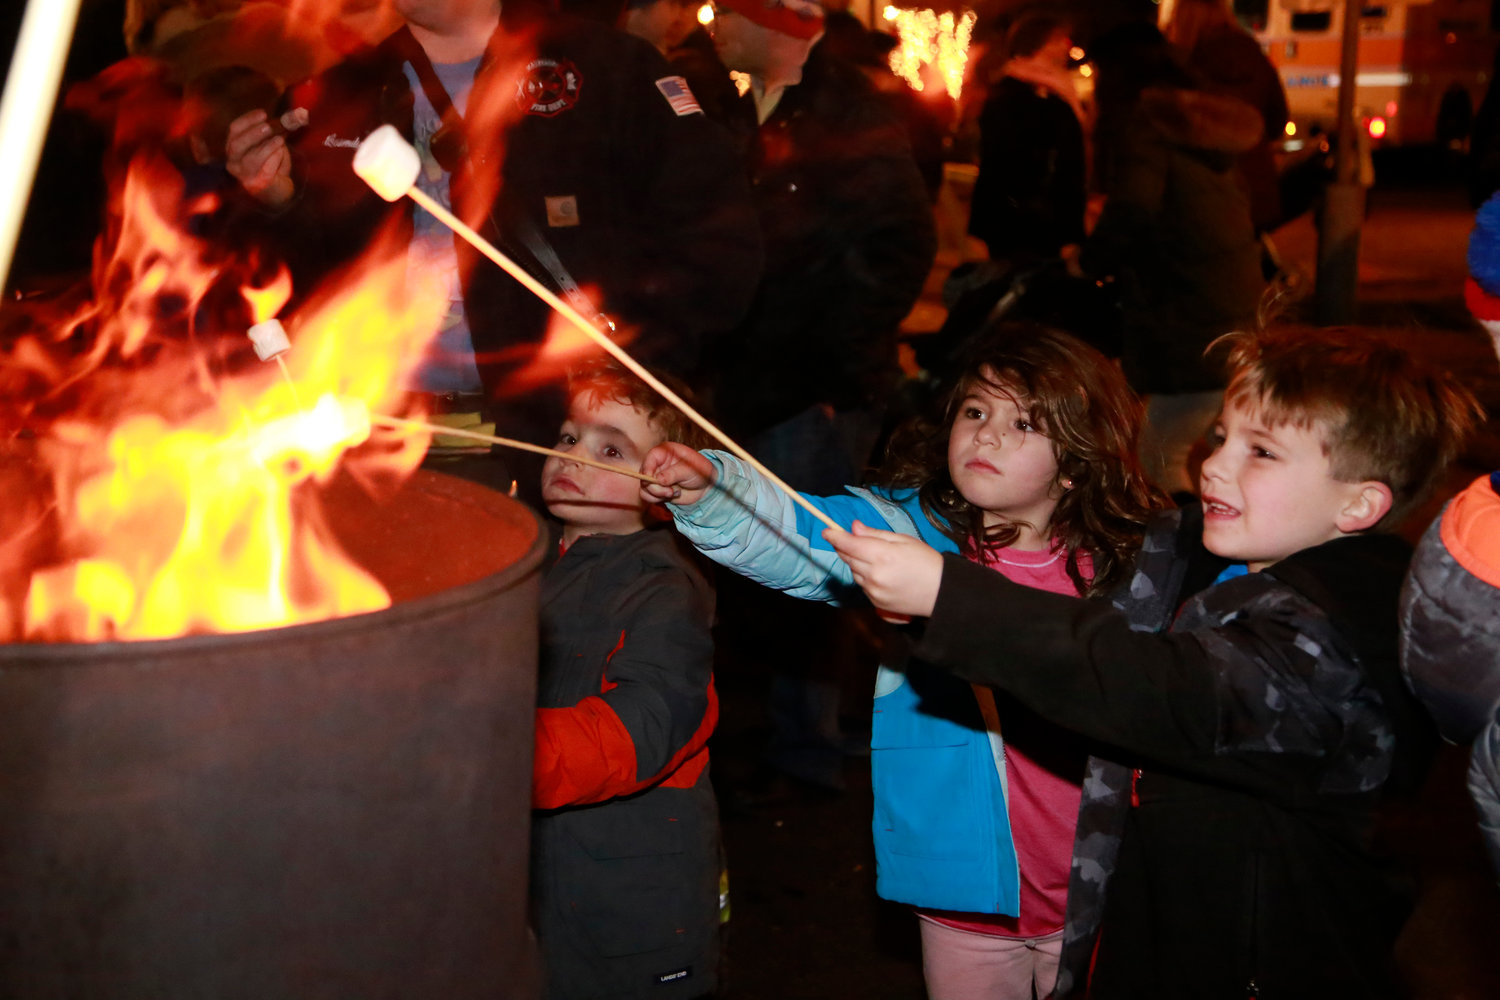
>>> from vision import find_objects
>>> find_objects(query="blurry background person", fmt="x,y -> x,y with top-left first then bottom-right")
1163,0 -> 1289,235
1084,21 -> 1264,499
620,0 -> 700,55
967,10 -> 1086,271
706,0 -> 936,794
619,0 -> 744,125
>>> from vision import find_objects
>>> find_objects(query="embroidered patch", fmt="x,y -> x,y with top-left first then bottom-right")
656,966 -> 692,984
655,75 -> 702,116
545,195 -> 580,228
517,58 -> 582,117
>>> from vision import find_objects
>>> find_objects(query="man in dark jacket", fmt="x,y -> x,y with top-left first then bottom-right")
828,326 -> 1478,997
225,0 -> 762,482
703,0 -> 935,792
706,0 -> 935,477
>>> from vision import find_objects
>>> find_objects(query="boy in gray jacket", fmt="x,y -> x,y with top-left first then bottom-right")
530,359 -> 719,1000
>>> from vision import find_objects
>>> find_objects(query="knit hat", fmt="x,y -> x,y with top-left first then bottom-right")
716,0 -> 825,39
1466,191 -> 1500,325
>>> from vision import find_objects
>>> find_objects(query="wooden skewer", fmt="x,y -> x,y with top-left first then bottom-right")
371,413 -> 667,486
404,187 -> 844,535
0,0 -> 85,289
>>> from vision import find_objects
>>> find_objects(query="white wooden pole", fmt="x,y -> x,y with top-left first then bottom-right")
0,0 -> 85,291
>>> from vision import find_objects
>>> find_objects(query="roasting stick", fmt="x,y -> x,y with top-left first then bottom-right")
0,0 -> 85,289
247,319 -> 308,409
244,294 -> 663,484
369,414 -> 667,485
351,126 -> 844,535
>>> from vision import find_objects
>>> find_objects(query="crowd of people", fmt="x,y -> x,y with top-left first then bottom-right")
20,0 -> 1500,997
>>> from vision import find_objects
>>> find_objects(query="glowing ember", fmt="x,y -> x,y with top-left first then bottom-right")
886,7 -> 975,101
4,147 -> 447,643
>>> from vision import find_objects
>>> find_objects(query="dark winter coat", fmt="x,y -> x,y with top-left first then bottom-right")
968,75 -> 1086,261
916,507 -> 1433,998
706,45 -> 936,437
1184,25 -> 1290,232
1084,86 -> 1265,395
532,526 -> 719,1000
237,3 -> 761,408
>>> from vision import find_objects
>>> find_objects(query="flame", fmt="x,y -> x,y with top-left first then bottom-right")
243,267 -> 293,325
887,7 -> 975,101
5,144 -> 447,642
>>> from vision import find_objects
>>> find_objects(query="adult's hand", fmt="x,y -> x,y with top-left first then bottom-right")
225,107 -> 308,209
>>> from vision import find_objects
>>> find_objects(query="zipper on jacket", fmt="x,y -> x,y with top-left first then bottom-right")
1243,851 -> 1263,999
1130,767 -> 1142,807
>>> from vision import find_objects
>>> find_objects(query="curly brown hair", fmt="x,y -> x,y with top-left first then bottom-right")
880,322 -> 1167,596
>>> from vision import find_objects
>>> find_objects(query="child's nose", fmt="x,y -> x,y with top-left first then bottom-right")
1199,449 -> 1225,484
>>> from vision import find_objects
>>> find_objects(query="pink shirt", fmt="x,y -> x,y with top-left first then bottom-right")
920,544 -> 1090,939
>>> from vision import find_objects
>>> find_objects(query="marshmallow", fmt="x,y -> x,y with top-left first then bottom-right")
248,318 -> 291,361
353,125 -> 421,202
311,395 -> 371,448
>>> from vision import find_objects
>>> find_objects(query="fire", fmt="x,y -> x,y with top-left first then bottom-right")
886,7 -> 975,101
4,147 -> 447,643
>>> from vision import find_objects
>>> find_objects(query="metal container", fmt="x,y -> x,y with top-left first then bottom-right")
0,470 -> 546,999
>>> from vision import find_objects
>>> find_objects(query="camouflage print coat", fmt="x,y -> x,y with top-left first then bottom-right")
916,506 -> 1433,998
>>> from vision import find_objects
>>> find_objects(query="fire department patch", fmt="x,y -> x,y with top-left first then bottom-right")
517,58 -> 582,117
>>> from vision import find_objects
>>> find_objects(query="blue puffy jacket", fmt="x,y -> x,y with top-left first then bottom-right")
670,453 -> 1020,914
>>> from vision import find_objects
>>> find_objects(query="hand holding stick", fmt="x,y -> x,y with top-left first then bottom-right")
351,126 -> 843,535
823,521 -> 945,622
640,442 -> 716,506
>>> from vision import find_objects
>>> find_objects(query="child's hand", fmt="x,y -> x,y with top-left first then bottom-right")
824,521 -> 944,620
640,442 -> 716,506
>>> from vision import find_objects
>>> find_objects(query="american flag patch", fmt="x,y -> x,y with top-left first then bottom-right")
655,76 -> 703,116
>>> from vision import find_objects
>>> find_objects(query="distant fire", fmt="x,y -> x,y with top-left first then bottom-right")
883,5 -> 975,101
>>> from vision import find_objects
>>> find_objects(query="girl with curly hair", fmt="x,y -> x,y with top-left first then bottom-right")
641,321 -> 1165,1000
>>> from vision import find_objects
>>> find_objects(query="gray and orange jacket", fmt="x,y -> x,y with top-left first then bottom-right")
1402,472 -> 1500,880
531,525 -> 720,1000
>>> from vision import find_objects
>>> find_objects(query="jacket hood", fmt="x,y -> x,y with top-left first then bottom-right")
1139,85 -> 1264,155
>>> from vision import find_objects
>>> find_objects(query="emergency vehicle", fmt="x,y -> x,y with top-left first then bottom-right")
1230,0 -> 1498,147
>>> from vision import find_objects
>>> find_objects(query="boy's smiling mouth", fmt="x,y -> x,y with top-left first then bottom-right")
1202,495 -> 1239,518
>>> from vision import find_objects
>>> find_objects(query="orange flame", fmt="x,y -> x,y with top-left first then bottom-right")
6,149 -> 446,642
243,267 -> 293,325
887,8 -> 975,101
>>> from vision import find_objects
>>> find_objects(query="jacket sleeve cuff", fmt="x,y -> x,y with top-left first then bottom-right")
670,451 -> 765,541
917,553 -> 1027,683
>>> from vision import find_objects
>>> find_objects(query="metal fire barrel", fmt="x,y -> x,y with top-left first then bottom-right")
0,469 -> 546,999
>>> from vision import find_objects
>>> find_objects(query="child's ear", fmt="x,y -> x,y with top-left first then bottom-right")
1336,481 -> 1393,534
